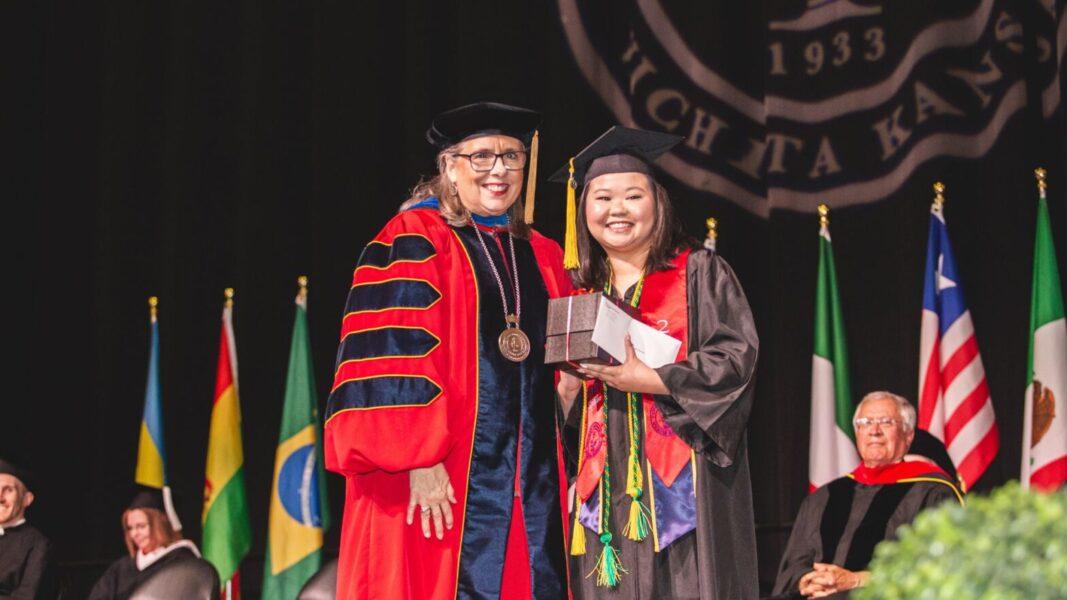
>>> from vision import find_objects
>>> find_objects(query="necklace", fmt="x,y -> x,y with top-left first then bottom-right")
472,222 -> 530,362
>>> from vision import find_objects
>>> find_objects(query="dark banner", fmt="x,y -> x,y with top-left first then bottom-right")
560,0 -> 1065,215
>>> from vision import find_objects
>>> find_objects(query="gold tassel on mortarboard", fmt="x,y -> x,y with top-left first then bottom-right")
563,157 -> 580,269
524,131 -> 539,224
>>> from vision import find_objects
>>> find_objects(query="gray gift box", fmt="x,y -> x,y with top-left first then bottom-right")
544,292 -> 639,371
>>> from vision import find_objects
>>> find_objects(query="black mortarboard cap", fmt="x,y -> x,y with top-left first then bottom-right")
425,102 -> 541,149
550,126 -> 683,269
0,458 -> 36,492
128,486 -> 166,512
547,125 -> 683,185
126,485 -> 184,530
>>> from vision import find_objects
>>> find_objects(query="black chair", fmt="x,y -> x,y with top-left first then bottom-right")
128,557 -> 220,600
297,558 -> 338,600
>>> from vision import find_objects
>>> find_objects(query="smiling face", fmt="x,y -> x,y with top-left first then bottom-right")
125,509 -> 158,554
855,398 -> 914,468
0,474 -> 32,527
583,172 -> 657,260
445,134 -> 525,217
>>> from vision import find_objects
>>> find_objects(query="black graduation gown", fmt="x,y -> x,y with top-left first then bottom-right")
87,546 -> 201,600
565,249 -> 760,600
0,523 -> 57,600
771,477 -> 959,599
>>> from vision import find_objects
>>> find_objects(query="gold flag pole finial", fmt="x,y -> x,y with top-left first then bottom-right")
297,275 -> 309,301
1035,167 -> 1047,197
704,217 -> 718,251
224,287 -> 234,308
818,204 -> 829,227
148,296 -> 158,322
933,182 -> 946,208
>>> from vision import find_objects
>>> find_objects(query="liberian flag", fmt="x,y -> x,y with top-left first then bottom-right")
202,289 -> 252,598
809,208 -> 859,491
1022,177 -> 1067,491
918,200 -> 998,492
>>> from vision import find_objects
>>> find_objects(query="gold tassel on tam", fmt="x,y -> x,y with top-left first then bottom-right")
524,130 -> 539,224
563,157 -> 580,269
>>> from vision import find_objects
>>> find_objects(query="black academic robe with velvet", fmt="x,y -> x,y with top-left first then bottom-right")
771,472 -> 960,599
565,249 -> 760,600
87,546 -> 202,600
0,523 -> 56,600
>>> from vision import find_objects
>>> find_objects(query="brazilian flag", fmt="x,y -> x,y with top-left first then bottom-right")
263,278 -> 331,599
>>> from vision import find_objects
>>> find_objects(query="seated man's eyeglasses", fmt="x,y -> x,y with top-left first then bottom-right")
853,416 -> 898,429
452,150 -> 527,172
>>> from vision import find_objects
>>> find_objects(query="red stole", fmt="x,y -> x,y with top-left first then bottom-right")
850,460 -> 951,485
575,250 -> 694,503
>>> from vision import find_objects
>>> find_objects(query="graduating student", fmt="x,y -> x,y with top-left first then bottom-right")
88,487 -> 216,600
323,102 -> 571,599
552,126 -> 760,599
771,392 -> 963,599
0,459 -> 57,600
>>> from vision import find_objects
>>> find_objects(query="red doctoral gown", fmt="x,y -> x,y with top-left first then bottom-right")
324,205 -> 571,599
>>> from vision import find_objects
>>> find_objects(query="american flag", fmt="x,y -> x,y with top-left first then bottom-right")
918,197 -> 999,491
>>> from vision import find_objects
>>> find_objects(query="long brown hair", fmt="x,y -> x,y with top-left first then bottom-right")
571,176 -> 692,290
122,508 -> 182,556
399,143 -> 532,240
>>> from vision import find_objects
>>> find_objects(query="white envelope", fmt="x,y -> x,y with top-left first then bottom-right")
589,296 -> 682,368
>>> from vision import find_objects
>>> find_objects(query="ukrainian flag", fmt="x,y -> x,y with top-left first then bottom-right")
135,297 -> 166,489
263,277 -> 331,600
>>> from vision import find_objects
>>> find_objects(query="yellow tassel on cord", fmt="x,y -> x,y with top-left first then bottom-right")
592,533 -> 625,587
570,513 -> 587,556
563,157 -> 580,269
524,130 -> 539,224
623,497 -> 651,541
570,382 -> 590,556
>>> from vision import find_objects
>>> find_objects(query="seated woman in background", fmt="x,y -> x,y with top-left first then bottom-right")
88,488 -> 213,600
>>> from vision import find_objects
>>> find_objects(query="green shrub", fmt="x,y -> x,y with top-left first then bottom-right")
856,481 -> 1067,600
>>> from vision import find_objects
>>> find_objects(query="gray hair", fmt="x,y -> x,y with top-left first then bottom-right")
853,391 -> 916,433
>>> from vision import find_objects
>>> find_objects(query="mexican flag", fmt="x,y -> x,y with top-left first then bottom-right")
809,209 -> 859,491
202,290 -> 252,596
262,281 -> 331,599
1022,183 -> 1067,491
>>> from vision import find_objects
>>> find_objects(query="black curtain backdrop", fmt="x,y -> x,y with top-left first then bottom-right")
4,1 -> 1065,597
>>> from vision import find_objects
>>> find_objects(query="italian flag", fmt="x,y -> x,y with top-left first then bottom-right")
202,290 -> 252,596
1022,183 -> 1067,491
809,209 -> 859,491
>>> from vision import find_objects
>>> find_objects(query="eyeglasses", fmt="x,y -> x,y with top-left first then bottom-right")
452,150 -> 527,172
853,416 -> 899,429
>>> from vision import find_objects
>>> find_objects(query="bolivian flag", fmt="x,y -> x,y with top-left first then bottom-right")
203,289 -> 251,596
262,278 -> 331,600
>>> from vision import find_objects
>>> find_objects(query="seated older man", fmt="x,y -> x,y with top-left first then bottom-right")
771,391 -> 963,599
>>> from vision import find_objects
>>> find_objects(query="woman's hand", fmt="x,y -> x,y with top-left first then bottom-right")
406,463 -> 456,540
578,335 -> 669,395
557,370 -> 583,416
